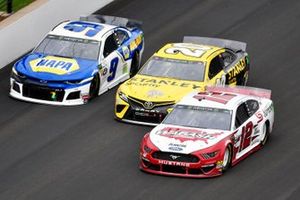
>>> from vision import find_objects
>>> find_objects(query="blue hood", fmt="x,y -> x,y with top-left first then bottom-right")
14,53 -> 99,81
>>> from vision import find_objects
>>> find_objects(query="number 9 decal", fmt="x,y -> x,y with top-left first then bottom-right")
107,57 -> 119,82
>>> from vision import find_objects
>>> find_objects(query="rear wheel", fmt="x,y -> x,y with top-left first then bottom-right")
261,122 -> 270,146
222,145 -> 232,172
89,74 -> 100,100
130,51 -> 140,77
239,70 -> 249,86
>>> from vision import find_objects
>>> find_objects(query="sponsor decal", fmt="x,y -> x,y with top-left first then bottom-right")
134,107 -> 160,113
126,77 -> 201,89
101,67 -> 108,76
193,92 -> 236,104
122,46 -> 130,60
169,154 -> 181,160
50,91 -> 57,101
147,90 -> 164,97
168,146 -> 183,151
122,63 -> 128,74
143,101 -> 154,109
156,127 -> 223,144
228,58 -> 246,80
30,56 -> 79,75
263,103 -> 273,117
130,35 -> 143,51
158,160 -> 190,167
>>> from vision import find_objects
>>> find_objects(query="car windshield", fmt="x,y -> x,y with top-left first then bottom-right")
34,35 -> 100,60
139,56 -> 205,81
163,105 -> 232,130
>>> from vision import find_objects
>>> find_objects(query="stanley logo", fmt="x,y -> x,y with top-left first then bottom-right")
30,56 -> 80,75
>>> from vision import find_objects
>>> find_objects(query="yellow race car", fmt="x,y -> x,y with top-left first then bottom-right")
115,36 -> 249,125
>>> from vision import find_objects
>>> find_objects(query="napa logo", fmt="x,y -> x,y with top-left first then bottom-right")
29,56 -> 80,75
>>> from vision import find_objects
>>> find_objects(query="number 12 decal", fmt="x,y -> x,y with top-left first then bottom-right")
107,57 -> 119,82
239,121 -> 253,152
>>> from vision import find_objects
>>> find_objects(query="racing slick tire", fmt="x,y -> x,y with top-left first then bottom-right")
130,51 -> 140,77
222,145 -> 233,172
89,74 -> 100,100
238,70 -> 249,86
261,122 -> 270,146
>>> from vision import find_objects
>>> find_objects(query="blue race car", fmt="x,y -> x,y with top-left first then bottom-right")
10,15 -> 144,105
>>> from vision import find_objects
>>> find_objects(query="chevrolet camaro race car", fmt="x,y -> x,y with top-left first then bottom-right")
140,86 -> 274,178
10,15 -> 144,105
115,37 -> 249,125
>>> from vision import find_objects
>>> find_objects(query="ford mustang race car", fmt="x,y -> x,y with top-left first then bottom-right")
115,37 -> 249,125
10,15 -> 144,105
140,86 -> 274,178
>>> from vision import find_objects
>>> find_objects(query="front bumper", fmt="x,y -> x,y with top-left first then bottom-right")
10,77 -> 91,106
139,151 -> 223,178
115,94 -> 173,126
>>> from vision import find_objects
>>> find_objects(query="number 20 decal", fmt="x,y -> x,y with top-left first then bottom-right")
165,43 -> 211,58
107,57 -> 119,82
239,121 -> 253,152
216,74 -> 226,86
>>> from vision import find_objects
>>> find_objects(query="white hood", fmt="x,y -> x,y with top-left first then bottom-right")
149,124 -> 231,154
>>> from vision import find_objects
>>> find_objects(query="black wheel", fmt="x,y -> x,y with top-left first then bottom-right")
239,70 -> 249,86
130,51 -> 140,77
222,145 -> 232,172
261,122 -> 270,146
89,74 -> 100,99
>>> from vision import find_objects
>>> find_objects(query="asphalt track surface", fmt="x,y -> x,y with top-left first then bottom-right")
0,0 -> 300,199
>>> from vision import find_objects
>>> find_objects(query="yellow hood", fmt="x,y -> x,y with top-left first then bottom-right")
119,74 -> 205,102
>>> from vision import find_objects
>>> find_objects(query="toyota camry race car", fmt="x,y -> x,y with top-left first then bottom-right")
10,15 -> 144,105
115,37 -> 249,125
140,86 -> 274,178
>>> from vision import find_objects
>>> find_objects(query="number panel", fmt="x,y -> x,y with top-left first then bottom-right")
165,43 -> 211,58
107,57 -> 119,82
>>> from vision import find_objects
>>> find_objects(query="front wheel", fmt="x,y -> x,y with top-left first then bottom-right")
222,145 -> 232,172
239,70 -> 249,86
89,74 -> 100,100
261,123 -> 269,146
130,51 -> 140,77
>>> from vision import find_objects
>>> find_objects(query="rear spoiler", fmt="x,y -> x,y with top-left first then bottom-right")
183,36 -> 247,51
80,15 -> 142,30
206,86 -> 271,99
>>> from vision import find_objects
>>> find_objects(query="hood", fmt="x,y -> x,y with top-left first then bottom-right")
120,74 -> 205,102
149,124 -> 231,154
14,53 -> 98,81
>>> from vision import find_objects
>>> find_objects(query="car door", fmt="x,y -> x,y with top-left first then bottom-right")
233,100 -> 258,159
100,31 -> 125,90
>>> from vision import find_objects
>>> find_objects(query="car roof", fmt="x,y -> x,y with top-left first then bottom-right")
177,90 -> 248,110
154,43 -> 223,62
48,20 -> 116,41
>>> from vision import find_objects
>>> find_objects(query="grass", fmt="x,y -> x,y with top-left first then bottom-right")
0,0 -> 34,13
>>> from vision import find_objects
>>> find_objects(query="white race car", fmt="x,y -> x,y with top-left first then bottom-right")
140,86 -> 274,178
10,15 -> 144,105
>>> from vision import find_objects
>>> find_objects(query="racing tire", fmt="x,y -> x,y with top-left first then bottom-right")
239,70 -> 249,86
261,122 -> 270,146
130,51 -> 140,77
222,145 -> 233,172
89,74 -> 100,100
